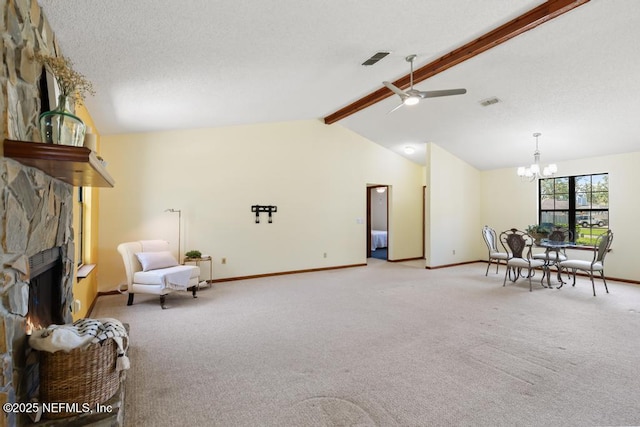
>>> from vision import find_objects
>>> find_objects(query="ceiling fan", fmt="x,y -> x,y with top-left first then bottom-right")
383,54 -> 467,112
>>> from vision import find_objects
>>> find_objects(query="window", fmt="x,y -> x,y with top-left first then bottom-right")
539,173 -> 609,246
76,187 -> 85,266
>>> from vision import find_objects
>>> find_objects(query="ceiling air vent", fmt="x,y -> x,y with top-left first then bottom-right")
362,51 -> 390,66
479,97 -> 500,107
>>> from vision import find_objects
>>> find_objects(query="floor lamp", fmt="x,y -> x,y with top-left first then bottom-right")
164,208 -> 181,261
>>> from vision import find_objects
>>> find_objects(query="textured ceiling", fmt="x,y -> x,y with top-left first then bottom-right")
38,0 -> 640,169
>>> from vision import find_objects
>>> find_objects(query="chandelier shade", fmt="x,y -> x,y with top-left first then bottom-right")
517,133 -> 557,181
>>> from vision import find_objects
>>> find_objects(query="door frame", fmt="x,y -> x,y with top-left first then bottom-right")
367,185 -> 389,259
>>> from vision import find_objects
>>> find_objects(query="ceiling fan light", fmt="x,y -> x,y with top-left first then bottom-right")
404,146 -> 415,155
404,96 -> 420,106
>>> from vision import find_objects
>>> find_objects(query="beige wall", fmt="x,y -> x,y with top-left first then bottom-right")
98,119 -> 425,291
424,143 -> 483,267
99,120 -> 639,288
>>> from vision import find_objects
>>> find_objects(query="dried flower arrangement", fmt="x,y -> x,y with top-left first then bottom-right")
34,53 -> 95,104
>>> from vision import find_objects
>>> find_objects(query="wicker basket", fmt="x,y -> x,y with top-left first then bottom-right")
39,338 -> 120,419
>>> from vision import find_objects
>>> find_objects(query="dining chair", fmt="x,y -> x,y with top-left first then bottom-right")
481,225 -> 509,276
558,230 -> 613,296
499,228 -> 546,291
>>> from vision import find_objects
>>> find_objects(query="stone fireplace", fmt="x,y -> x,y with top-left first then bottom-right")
1,2 -> 119,425
1,158 -> 76,425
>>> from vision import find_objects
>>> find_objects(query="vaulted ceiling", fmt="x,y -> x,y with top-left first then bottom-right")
39,0 -> 640,169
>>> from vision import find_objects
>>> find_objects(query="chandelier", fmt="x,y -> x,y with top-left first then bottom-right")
517,132 -> 557,181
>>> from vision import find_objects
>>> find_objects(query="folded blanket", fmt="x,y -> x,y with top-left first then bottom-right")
164,267 -> 193,290
29,318 -> 130,371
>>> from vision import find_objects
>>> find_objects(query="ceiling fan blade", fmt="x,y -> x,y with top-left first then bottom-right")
387,103 -> 405,114
418,88 -> 467,99
383,81 -> 407,98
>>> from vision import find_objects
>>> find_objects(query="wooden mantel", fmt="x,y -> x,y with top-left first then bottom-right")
1,139 -> 114,188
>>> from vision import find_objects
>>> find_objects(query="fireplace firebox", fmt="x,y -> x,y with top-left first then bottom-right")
27,247 -> 65,333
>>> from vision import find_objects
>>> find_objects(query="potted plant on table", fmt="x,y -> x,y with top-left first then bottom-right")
184,250 -> 202,260
525,224 -> 549,243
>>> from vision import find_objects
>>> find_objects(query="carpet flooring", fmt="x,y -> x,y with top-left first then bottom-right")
91,260 -> 640,426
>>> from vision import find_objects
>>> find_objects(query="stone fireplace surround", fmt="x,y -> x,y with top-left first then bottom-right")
1,158 -> 75,425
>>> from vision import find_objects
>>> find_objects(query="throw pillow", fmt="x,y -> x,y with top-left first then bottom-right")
135,251 -> 179,271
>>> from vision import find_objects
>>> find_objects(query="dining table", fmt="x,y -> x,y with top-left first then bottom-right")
536,239 -> 575,288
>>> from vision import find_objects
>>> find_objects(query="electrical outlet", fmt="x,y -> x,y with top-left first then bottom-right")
323,252 -> 327,258
222,258 -> 227,264
452,249 -> 456,255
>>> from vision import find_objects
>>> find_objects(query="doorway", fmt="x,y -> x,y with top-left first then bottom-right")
367,185 -> 389,260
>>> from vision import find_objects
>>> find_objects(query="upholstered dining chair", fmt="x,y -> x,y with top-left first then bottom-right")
558,230 -> 613,296
482,225 -> 509,276
499,228 -> 546,292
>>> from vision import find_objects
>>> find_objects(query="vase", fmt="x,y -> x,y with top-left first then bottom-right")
39,95 -> 86,146
530,232 -> 548,244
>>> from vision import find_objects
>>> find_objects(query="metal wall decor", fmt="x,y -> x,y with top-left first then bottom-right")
251,205 -> 278,223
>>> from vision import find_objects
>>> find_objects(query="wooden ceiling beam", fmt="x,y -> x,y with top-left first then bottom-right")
323,0 -> 590,125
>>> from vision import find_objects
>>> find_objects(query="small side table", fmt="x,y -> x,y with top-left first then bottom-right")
183,256 -> 213,288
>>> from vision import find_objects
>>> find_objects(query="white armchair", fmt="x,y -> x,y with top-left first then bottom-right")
117,240 -> 200,309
